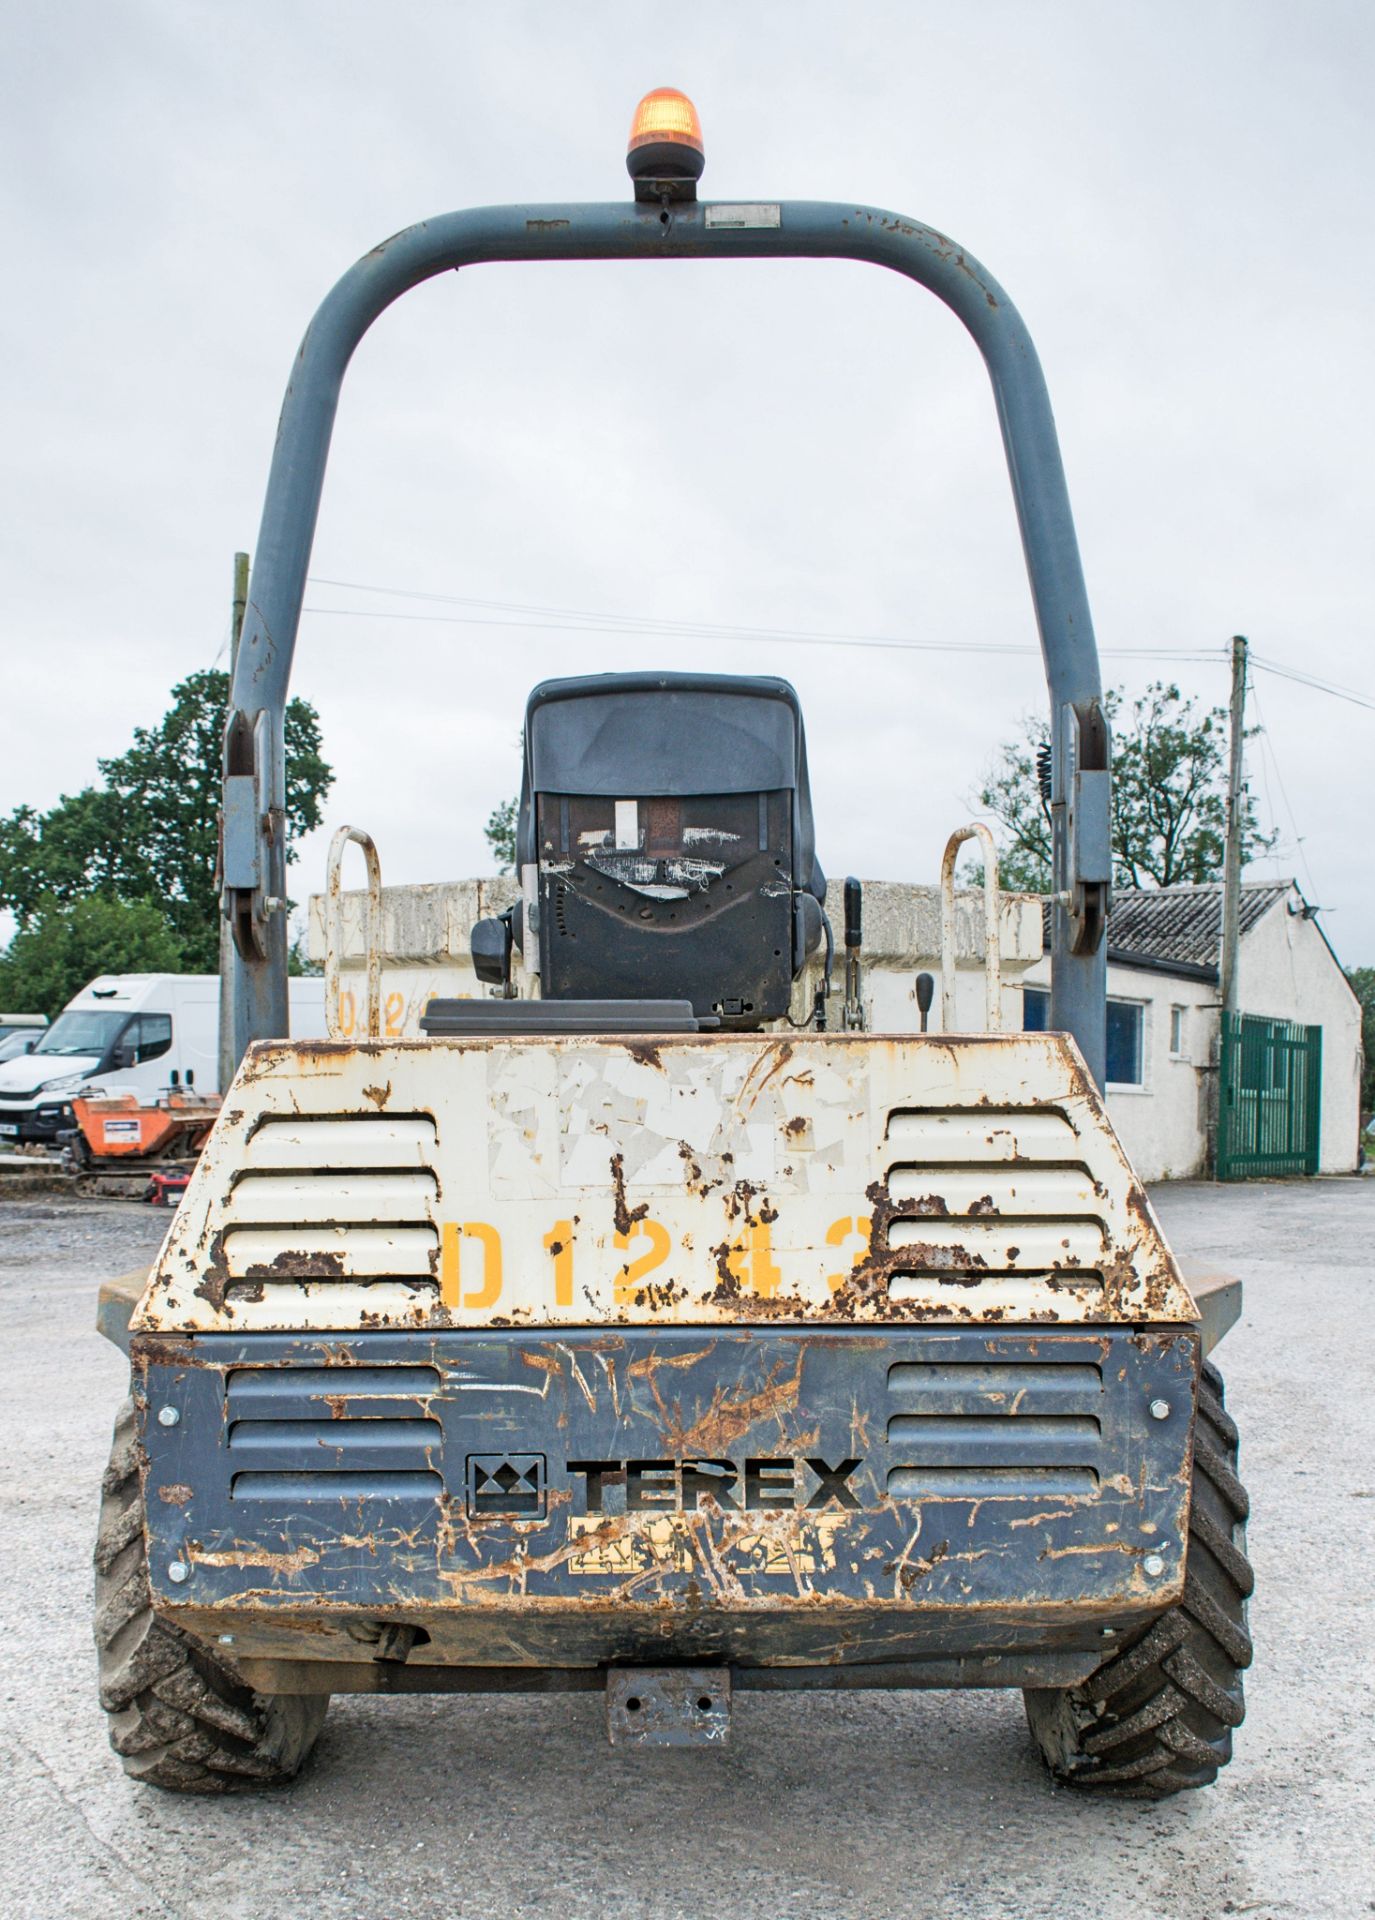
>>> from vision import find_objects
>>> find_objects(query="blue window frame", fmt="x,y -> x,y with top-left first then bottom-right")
1106,1000 -> 1143,1085
1023,988 -> 1143,1086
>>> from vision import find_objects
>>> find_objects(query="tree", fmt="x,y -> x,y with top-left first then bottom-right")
0,895 -> 186,1019
0,787 -> 147,920
0,670 -> 333,972
1347,967 -> 1375,1116
99,670 -> 333,968
484,798 -> 517,874
975,683 -> 1276,894
288,927 -> 323,978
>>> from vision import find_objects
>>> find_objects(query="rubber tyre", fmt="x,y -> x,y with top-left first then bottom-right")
1024,1359 -> 1252,1799
94,1396 -> 329,1793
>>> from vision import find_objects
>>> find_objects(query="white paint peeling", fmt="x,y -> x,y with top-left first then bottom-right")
134,1032 -> 1195,1337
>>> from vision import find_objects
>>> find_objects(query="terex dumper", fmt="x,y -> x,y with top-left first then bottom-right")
94,89 -> 1251,1797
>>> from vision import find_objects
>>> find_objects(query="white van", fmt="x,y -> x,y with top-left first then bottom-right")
0,974 -> 325,1146
0,1013 -> 47,1065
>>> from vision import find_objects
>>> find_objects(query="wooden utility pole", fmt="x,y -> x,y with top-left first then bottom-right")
1218,633 -> 1248,1018
231,551 -> 249,657
217,553 -> 251,1095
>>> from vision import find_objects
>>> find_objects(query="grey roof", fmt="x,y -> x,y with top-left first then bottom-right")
1040,881 -> 1294,981
1107,882 -> 1292,971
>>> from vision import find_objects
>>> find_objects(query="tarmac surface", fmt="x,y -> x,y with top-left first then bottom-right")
0,1180 -> 1371,1920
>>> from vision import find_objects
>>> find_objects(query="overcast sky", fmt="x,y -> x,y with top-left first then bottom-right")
3,2 -> 1372,964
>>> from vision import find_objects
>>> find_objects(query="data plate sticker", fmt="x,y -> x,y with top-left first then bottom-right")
705,203 -> 781,229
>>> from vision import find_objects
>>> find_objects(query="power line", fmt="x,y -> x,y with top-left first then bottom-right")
304,577 -> 1375,706
302,603 -> 1046,656
1250,653 -> 1375,714
209,616 -> 234,668
302,576 -> 1221,663
1248,668 -> 1287,883
1248,675 -> 1322,906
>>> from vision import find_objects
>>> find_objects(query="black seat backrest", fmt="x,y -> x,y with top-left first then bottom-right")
515,672 -> 826,1028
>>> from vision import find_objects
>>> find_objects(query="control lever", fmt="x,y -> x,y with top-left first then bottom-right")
915,972 -> 935,1034
842,877 -> 864,1031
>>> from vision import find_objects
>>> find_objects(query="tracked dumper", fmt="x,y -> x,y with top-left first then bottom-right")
94,89 -> 1252,1797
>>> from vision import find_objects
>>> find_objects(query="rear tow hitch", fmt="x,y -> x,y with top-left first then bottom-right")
606,1668 -> 731,1748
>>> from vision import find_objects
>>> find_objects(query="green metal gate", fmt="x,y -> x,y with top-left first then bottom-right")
1217,1013 -> 1322,1179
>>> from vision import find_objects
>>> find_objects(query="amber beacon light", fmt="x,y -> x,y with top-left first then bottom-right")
626,87 -> 705,200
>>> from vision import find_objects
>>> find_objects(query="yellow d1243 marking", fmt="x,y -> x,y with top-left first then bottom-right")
544,1221 -> 576,1307
718,1221 -> 785,1298
825,1215 -> 872,1292
613,1217 -> 671,1304
335,988 -> 407,1038
439,1213 -> 874,1313
440,1222 -> 503,1309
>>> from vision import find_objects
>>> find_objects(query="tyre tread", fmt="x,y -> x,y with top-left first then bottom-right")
1023,1359 -> 1251,1800
93,1397 -> 327,1794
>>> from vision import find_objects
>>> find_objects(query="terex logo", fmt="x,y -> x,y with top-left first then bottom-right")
567,1457 -> 861,1514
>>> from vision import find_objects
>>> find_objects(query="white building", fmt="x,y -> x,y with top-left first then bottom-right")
1020,881 -> 1363,1180
311,869 -> 1361,1185
308,877 -> 1045,1038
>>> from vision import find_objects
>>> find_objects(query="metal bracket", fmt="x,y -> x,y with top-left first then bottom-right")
606,1667 -> 731,1748
221,775 -> 260,893
1180,1267 -> 1244,1356
1064,702 -> 1111,957
222,710 -> 284,961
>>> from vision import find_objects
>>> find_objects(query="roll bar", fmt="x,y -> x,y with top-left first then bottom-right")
940,824 -> 1004,1034
323,825 -> 382,1041
222,196 -> 1110,1084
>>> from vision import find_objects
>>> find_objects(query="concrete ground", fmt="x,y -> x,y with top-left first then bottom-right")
0,1181 -> 1371,1920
